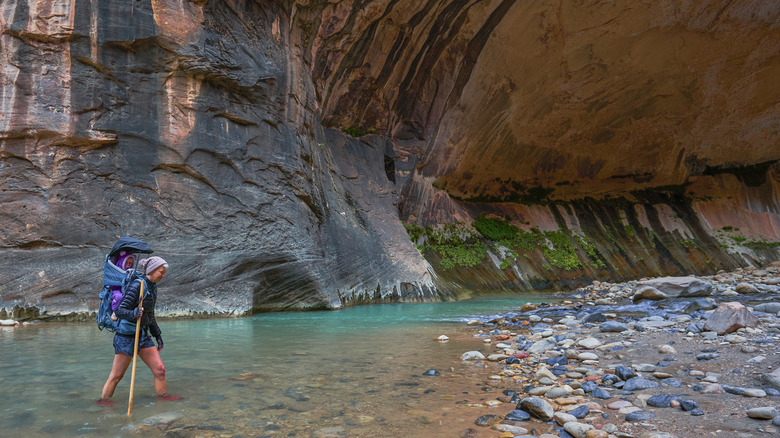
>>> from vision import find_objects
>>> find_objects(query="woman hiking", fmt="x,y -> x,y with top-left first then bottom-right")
98,256 -> 179,403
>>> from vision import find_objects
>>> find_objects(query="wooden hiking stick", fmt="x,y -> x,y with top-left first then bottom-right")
127,280 -> 145,417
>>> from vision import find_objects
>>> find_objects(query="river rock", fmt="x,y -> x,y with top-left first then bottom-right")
742,388 -> 767,398
683,298 -> 716,313
608,400 -> 633,410
702,383 -> 725,394
763,368 -> 780,390
505,409 -> 532,421
312,427 -> 349,438
487,354 -> 509,362
638,276 -> 713,297
679,399 -> 699,411
577,337 -> 603,349
546,387 -> 572,398
535,367 -> 558,381
585,431 -> 609,438
520,397 -> 554,420
554,411 -> 578,426
614,365 -> 637,381
528,337 -> 558,354
755,303 -> 780,314
495,424 -> 528,435
461,351 -> 485,360
584,312 -> 607,323
686,322 -> 702,334
647,393 -> 677,407
0,319 -> 17,326
474,414 -> 499,427
139,411 -> 183,427
625,410 -> 655,421
564,422 -> 595,438
569,405 -> 590,419
722,385 -> 746,396
634,363 -> 656,372
623,377 -> 659,391
578,352 -> 599,361
638,433 -> 680,438
703,302 -> 761,335
422,369 -> 440,376
735,283 -> 760,295
632,286 -> 669,302
599,321 -> 629,332
746,407 -> 778,419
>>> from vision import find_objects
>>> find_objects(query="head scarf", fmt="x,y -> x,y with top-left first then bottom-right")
139,256 -> 169,275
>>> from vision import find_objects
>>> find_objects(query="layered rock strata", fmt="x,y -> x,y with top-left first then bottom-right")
0,0 -> 778,317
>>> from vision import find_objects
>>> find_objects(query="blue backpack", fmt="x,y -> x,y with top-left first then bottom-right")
96,236 -> 153,332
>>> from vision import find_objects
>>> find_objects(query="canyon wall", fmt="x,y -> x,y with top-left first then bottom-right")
0,0 -> 778,318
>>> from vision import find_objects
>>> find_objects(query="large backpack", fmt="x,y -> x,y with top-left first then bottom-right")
96,236 -> 153,332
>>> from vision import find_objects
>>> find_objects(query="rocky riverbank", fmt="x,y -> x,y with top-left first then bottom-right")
454,262 -> 780,438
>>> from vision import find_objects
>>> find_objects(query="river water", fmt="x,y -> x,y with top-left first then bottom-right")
0,294 -> 551,437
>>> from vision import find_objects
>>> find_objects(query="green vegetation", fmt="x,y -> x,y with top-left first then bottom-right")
680,238 -> 696,248
744,238 -> 780,251
341,126 -> 375,137
403,222 -> 487,270
406,215 -> 607,272
714,225 -> 779,252
403,223 -> 425,243
729,235 -> 747,244
577,235 -> 606,268
472,215 -> 519,241
542,230 -> 582,270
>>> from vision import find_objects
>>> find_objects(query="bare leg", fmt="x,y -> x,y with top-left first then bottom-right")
101,353 -> 132,399
138,347 -> 167,396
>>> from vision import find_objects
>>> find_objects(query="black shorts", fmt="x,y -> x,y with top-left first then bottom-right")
113,332 -> 155,356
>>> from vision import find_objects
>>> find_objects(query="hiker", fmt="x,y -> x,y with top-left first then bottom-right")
99,256 -> 178,402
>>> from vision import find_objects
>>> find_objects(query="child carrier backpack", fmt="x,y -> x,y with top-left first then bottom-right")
96,236 -> 153,332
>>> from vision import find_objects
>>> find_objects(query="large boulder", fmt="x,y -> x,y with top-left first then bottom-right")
632,286 -> 669,302
635,277 -> 713,298
703,302 -> 761,335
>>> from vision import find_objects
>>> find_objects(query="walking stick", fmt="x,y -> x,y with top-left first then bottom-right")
127,280 -> 145,417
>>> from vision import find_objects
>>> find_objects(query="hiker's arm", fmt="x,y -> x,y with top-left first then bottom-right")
148,307 -> 161,337
115,281 -> 141,321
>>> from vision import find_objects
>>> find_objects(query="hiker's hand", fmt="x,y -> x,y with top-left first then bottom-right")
133,307 -> 143,319
155,335 -> 163,351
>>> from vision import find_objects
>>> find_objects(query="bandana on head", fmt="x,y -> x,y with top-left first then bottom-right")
139,256 -> 168,275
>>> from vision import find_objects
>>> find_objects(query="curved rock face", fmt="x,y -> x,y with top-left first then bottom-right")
1,0 -> 778,318
315,0 -> 779,200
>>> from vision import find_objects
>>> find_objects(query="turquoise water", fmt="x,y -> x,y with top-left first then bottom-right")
0,295 -> 547,437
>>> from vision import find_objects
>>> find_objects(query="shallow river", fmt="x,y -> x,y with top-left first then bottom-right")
0,294 -> 549,437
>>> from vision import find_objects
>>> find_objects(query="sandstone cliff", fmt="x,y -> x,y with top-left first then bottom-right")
1,0 -> 778,318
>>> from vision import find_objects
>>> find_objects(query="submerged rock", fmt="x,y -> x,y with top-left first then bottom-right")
461,351 -> 485,361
